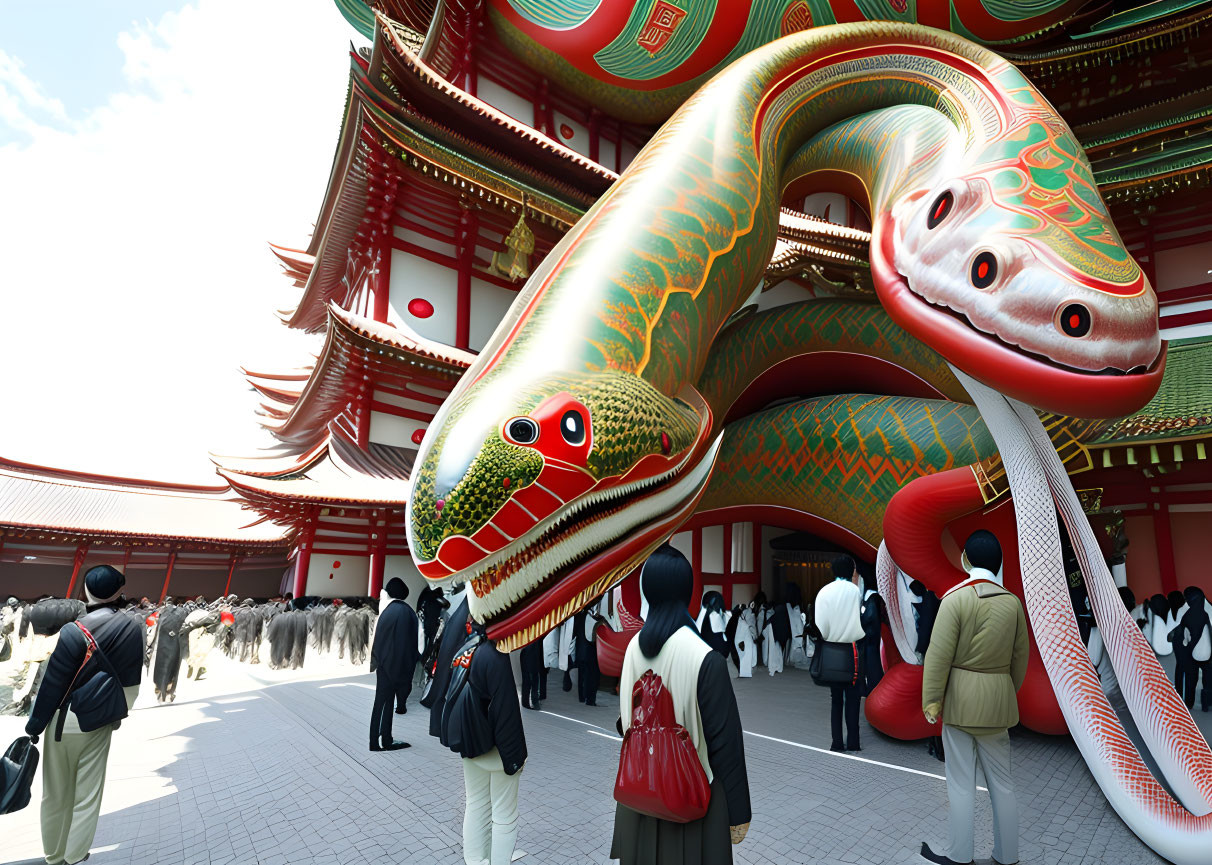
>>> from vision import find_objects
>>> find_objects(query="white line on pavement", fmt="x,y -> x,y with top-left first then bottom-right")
318,683 -> 376,691
539,709 -> 608,730
744,731 -> 986,790
587,730 -> 623,742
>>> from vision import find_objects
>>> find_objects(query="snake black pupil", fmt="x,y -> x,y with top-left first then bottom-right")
1060,303 -> 1091,337
927,190 -> 953,229
970,251 -> 997,288
508,418 -> 538,444
560,410 -> 585,445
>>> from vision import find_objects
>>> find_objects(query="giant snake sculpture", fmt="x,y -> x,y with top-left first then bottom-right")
401,19 -> 1210,864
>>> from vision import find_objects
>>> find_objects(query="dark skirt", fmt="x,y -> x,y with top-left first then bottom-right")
610,776 -> 732,865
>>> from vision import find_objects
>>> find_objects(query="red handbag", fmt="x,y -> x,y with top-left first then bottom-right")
613,671 -> 711,823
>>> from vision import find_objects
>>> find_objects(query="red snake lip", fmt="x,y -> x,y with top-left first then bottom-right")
484,457 -> 713,650
870,211 -> 1166,419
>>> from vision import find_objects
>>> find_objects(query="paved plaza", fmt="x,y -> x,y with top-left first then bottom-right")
2,649 -> 1206,865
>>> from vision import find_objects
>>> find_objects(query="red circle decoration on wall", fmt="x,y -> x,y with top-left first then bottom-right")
408,298 -> 435,318
411,428 -> 426,445
333,561 -> 342,568
559,123 -> 575,140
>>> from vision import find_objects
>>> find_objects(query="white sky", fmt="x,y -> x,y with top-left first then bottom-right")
0,1 -> 361,483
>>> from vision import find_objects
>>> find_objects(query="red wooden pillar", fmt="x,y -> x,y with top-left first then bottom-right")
588,108 -> 601,164
1153,502 -> 1179,594
462,5 -> 479,96
536,78 -> 556,137
356,365 -> 371,449
223,554 -> 240,596
455,210 -> 478,350
293,521 -> 315,599
691,527 -> 702,578
159,548 -> 178,604
64,541 -> 89,599
371,238 -> 390,323
368,523 -> 387,597
722,523 -> 733,607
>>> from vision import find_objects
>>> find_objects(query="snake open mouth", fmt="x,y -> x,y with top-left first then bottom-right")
458,435 -> 722,652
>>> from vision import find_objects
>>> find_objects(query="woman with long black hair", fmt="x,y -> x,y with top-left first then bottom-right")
611,545 -> 751,865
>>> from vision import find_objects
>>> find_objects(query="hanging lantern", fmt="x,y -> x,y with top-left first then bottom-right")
489,207 -> 535,282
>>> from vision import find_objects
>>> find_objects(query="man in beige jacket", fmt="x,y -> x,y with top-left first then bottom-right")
920,530 -> 1029,865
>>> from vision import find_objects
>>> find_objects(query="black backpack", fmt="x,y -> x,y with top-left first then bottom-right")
439,630 -> 485,754
55,616 -> 130,740
0,736 -> 39,814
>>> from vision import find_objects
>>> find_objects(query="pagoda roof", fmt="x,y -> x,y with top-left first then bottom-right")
284,12 -> 894,331
0,457 -> 292,548
219,428 -> 411,514
264,304 -> 470,446
374,12 -> 616,193
1092,336 -> 1212,448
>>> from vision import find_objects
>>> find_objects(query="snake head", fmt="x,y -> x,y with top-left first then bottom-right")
406,368 -> 716,649
873,121 -> 1164,418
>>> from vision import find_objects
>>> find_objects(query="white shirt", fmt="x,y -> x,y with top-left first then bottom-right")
814,579 -> 865,643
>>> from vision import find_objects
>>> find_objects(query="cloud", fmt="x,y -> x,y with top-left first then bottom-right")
0,1 -> 359,483
0,50 -> 70,136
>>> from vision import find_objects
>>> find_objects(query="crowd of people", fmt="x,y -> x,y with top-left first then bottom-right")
3,537 -> 1209,865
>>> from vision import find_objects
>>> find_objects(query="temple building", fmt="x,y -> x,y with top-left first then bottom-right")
0,458 -> 290,601
208,1 -> 1212,608
5,2 -> 1211,605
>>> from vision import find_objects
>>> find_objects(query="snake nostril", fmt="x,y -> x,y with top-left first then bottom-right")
1059,303 -> 1091,338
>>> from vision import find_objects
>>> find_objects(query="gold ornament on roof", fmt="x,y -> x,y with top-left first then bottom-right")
489,207 -> 535,282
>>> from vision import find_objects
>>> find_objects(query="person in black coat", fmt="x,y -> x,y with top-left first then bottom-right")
424,591 -> 469,739
25,566 -> 143,865
909,580 -> 941,659
435,597 -> 527,865
417,586 -> 450,657
1170,586 -> 1212,710
859,577 -> 886,696
519,638 -> 546,710
575,603 -> 606,705
369,578 -> 419,751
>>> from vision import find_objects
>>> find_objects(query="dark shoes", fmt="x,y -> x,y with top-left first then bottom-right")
829,743 -> 845,752
370,740 -> 411,752
846,744 -> 862,752
919,842 -> 971,865
395,706 -> 407,715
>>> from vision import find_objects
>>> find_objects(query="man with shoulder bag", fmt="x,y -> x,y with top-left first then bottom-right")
808,555 -> 867,752
24,566 -> 144,865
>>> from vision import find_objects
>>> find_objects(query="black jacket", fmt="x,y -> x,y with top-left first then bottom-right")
427,596 -> 470,739
26,605 -> 143,738
371,599 -> 419,683
442,637 -> 527,774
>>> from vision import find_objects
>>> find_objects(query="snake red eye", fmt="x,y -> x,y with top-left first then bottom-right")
1059,303 -> 1091,337
927,190 -> 953,229
560,410 -> 585,446
970,251 -> 997,289
505,417 -> 539,445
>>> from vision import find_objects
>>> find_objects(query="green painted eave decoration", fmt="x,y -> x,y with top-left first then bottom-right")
1094,337 -> 1212,445
335,0 -> 376,40
1070,0 -> 1209,39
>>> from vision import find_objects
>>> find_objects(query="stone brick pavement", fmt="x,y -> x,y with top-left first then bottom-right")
1,649 -> 1201,865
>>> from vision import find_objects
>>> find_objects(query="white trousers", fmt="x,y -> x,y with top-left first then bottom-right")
41,726 -> 114,865
462,747 -> 521,865
942,725 -> 1018,865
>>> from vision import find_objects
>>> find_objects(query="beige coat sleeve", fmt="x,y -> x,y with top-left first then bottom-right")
921,594 -> 960,712
1010,600 -> 1030,692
